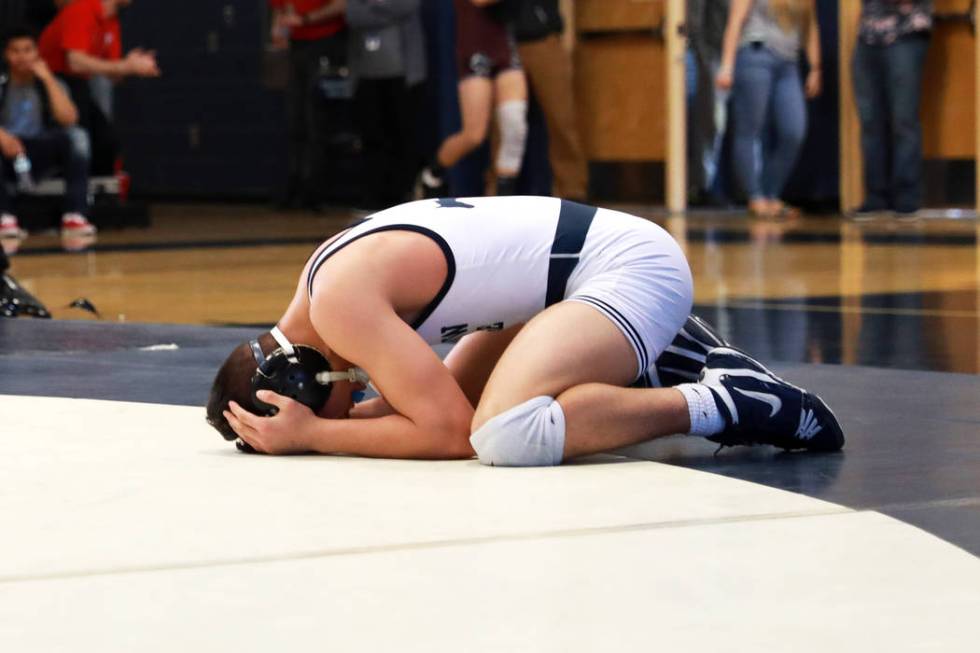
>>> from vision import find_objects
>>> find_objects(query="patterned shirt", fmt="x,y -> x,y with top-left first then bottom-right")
860,0 -> 933,46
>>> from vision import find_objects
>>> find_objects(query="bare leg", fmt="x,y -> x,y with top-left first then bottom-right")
473,302 -> 691,461
437,77 -> 494,168
444,324 -> 524,407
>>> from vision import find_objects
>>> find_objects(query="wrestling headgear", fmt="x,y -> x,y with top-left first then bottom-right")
246,326 -> 370,421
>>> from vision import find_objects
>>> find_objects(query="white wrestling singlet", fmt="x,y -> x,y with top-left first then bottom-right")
306,196 -> 693,379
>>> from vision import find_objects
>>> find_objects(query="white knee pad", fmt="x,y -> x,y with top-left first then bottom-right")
495,100 -> 528,173
470,396 -> 566,467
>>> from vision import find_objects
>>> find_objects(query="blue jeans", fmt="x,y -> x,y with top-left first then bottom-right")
0,129 -> 90,216
730,44 -> 807,201
853,34 -> 929,212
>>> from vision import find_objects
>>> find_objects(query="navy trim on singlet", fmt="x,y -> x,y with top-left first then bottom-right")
306,225 -> 457,331
546,200 -> 597,307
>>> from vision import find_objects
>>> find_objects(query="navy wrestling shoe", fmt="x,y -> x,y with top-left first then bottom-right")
698,347 -> 844,452
634,315 -> 729,388
418,167 -> 449,200
1,273 -> 51,319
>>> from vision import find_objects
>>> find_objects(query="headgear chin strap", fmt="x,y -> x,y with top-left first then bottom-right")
247,326 -> 371,420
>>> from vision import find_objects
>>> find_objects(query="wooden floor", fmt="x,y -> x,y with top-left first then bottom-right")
4,202 -> 979,373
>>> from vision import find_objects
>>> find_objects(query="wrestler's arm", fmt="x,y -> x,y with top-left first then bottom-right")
229,290 -> 474,458
351,324 -> 524,417
304,289 -> 476,459
228,232 -> 478,457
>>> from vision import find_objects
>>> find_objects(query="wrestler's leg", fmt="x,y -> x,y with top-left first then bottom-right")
472,302 -> 690,462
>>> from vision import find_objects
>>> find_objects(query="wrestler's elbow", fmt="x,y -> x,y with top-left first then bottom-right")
421,406 -> 475,459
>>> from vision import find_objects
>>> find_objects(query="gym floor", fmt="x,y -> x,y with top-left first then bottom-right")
1,203 -> 978,650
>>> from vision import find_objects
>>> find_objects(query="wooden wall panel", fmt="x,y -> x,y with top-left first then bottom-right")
934,0 -> 972,13
576,0 -> 663,33
575,36 -> 666,161
921,22 -> 976,159
839,0 -> 864,212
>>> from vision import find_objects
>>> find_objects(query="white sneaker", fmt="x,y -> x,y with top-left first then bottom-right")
0,214 -> 26,239
61,213 -> 98,236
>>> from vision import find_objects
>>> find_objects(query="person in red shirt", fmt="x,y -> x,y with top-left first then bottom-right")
268,1 -> 347,210
39,0 -> 159,85
39,0 -> 160,174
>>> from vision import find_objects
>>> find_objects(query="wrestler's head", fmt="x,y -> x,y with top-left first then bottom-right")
205,330 -> 366,443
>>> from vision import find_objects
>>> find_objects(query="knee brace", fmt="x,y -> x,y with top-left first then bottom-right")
470,396 -> 566,467
495,100 -> 528,173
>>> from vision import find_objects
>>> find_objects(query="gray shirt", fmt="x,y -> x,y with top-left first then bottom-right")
347,0 -> 426,85
741,0 -> 806,62
0,82 -> 44,139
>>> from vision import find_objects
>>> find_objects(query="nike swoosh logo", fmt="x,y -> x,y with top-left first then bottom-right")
733,388 -> 782,417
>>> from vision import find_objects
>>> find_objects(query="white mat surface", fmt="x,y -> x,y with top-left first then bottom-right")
2,395 -> 978,651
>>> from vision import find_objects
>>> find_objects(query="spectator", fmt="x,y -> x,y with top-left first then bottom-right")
269,0 -> 347,211
853,0 -> 932,217
717,0 -> 822,218
507,0 -> 587,201
1,26 -> 95,238
419,0 -> 528,197
687,0 -> 730,203
39,0 -> 160,175
347,0 -> 426,211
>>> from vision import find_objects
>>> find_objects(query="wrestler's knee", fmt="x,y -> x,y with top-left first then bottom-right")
469,396 -> 565,467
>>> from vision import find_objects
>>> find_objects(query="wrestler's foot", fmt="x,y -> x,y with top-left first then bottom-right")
0,214 -> 26,239
636,315 -> 729,388
1,272 -> 51,318
699,347 -> 844,452
418,166 -> 449,200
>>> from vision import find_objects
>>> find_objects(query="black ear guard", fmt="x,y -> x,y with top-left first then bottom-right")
248,339 -> 334,418
231,327 -> 372,452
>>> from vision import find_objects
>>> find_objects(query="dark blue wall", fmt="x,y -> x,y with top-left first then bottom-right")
114,1 -> 287,199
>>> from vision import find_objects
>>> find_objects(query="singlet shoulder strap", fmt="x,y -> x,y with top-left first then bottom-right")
305,223 -> 457,330
545,200 -> 597,307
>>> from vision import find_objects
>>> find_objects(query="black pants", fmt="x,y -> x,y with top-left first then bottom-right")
60,75 -> 118,176
853,34 -> 930,212
286,35 -> 346,201
0,129 -> 90,215
354,78 -> 423,210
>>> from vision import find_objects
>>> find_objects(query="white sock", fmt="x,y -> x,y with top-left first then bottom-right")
676,383 -> 725,437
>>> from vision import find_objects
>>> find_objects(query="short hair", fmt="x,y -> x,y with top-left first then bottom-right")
205,332 -> 274,440
3,26 -> 37,50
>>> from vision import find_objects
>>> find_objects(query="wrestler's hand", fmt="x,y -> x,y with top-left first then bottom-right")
224,391 -> 315,455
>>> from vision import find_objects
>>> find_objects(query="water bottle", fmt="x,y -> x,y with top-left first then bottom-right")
13,153 -> 34,192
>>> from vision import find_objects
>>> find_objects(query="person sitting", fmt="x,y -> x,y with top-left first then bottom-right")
0,26 -> 95,238
38,0 -> 160,176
